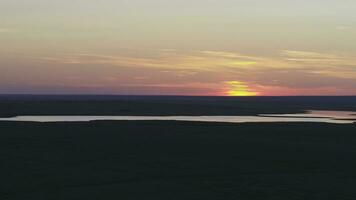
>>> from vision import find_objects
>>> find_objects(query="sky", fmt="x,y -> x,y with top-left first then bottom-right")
1,0 -> 356,96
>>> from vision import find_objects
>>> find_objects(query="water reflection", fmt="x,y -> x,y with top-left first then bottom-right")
0,110 -> 355,124
261,110 -> 356,119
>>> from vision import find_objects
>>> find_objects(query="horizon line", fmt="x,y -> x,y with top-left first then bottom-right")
1,94 -> 356,98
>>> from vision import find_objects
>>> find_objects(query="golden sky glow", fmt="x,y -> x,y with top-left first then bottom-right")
1,0 -> 356,96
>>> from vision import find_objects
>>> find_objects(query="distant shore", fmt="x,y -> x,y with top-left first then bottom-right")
1,95 -> 356,117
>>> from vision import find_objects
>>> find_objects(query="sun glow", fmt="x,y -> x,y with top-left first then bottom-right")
225,81 -> 259,96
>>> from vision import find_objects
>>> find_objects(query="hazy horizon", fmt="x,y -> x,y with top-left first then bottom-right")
1,94 -> 356,98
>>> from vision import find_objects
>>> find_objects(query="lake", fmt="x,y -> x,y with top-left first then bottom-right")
0,110 -> 355,124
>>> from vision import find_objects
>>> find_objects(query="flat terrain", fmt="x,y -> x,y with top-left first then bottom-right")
1,121 -> 356,200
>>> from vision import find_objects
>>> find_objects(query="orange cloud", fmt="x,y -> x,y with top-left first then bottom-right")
28,49 -> 356,96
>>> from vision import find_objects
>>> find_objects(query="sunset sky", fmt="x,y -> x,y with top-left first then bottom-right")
1,0 -> 356,96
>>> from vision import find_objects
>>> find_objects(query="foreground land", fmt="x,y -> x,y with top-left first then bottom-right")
1,121 -> 356,200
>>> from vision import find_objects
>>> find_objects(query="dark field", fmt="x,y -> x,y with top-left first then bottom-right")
1,121 -> 356,200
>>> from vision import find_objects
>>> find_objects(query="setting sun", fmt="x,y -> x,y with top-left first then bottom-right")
225,81 -> 259,96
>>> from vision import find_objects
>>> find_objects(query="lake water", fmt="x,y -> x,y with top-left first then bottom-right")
0,110 -> 355,124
